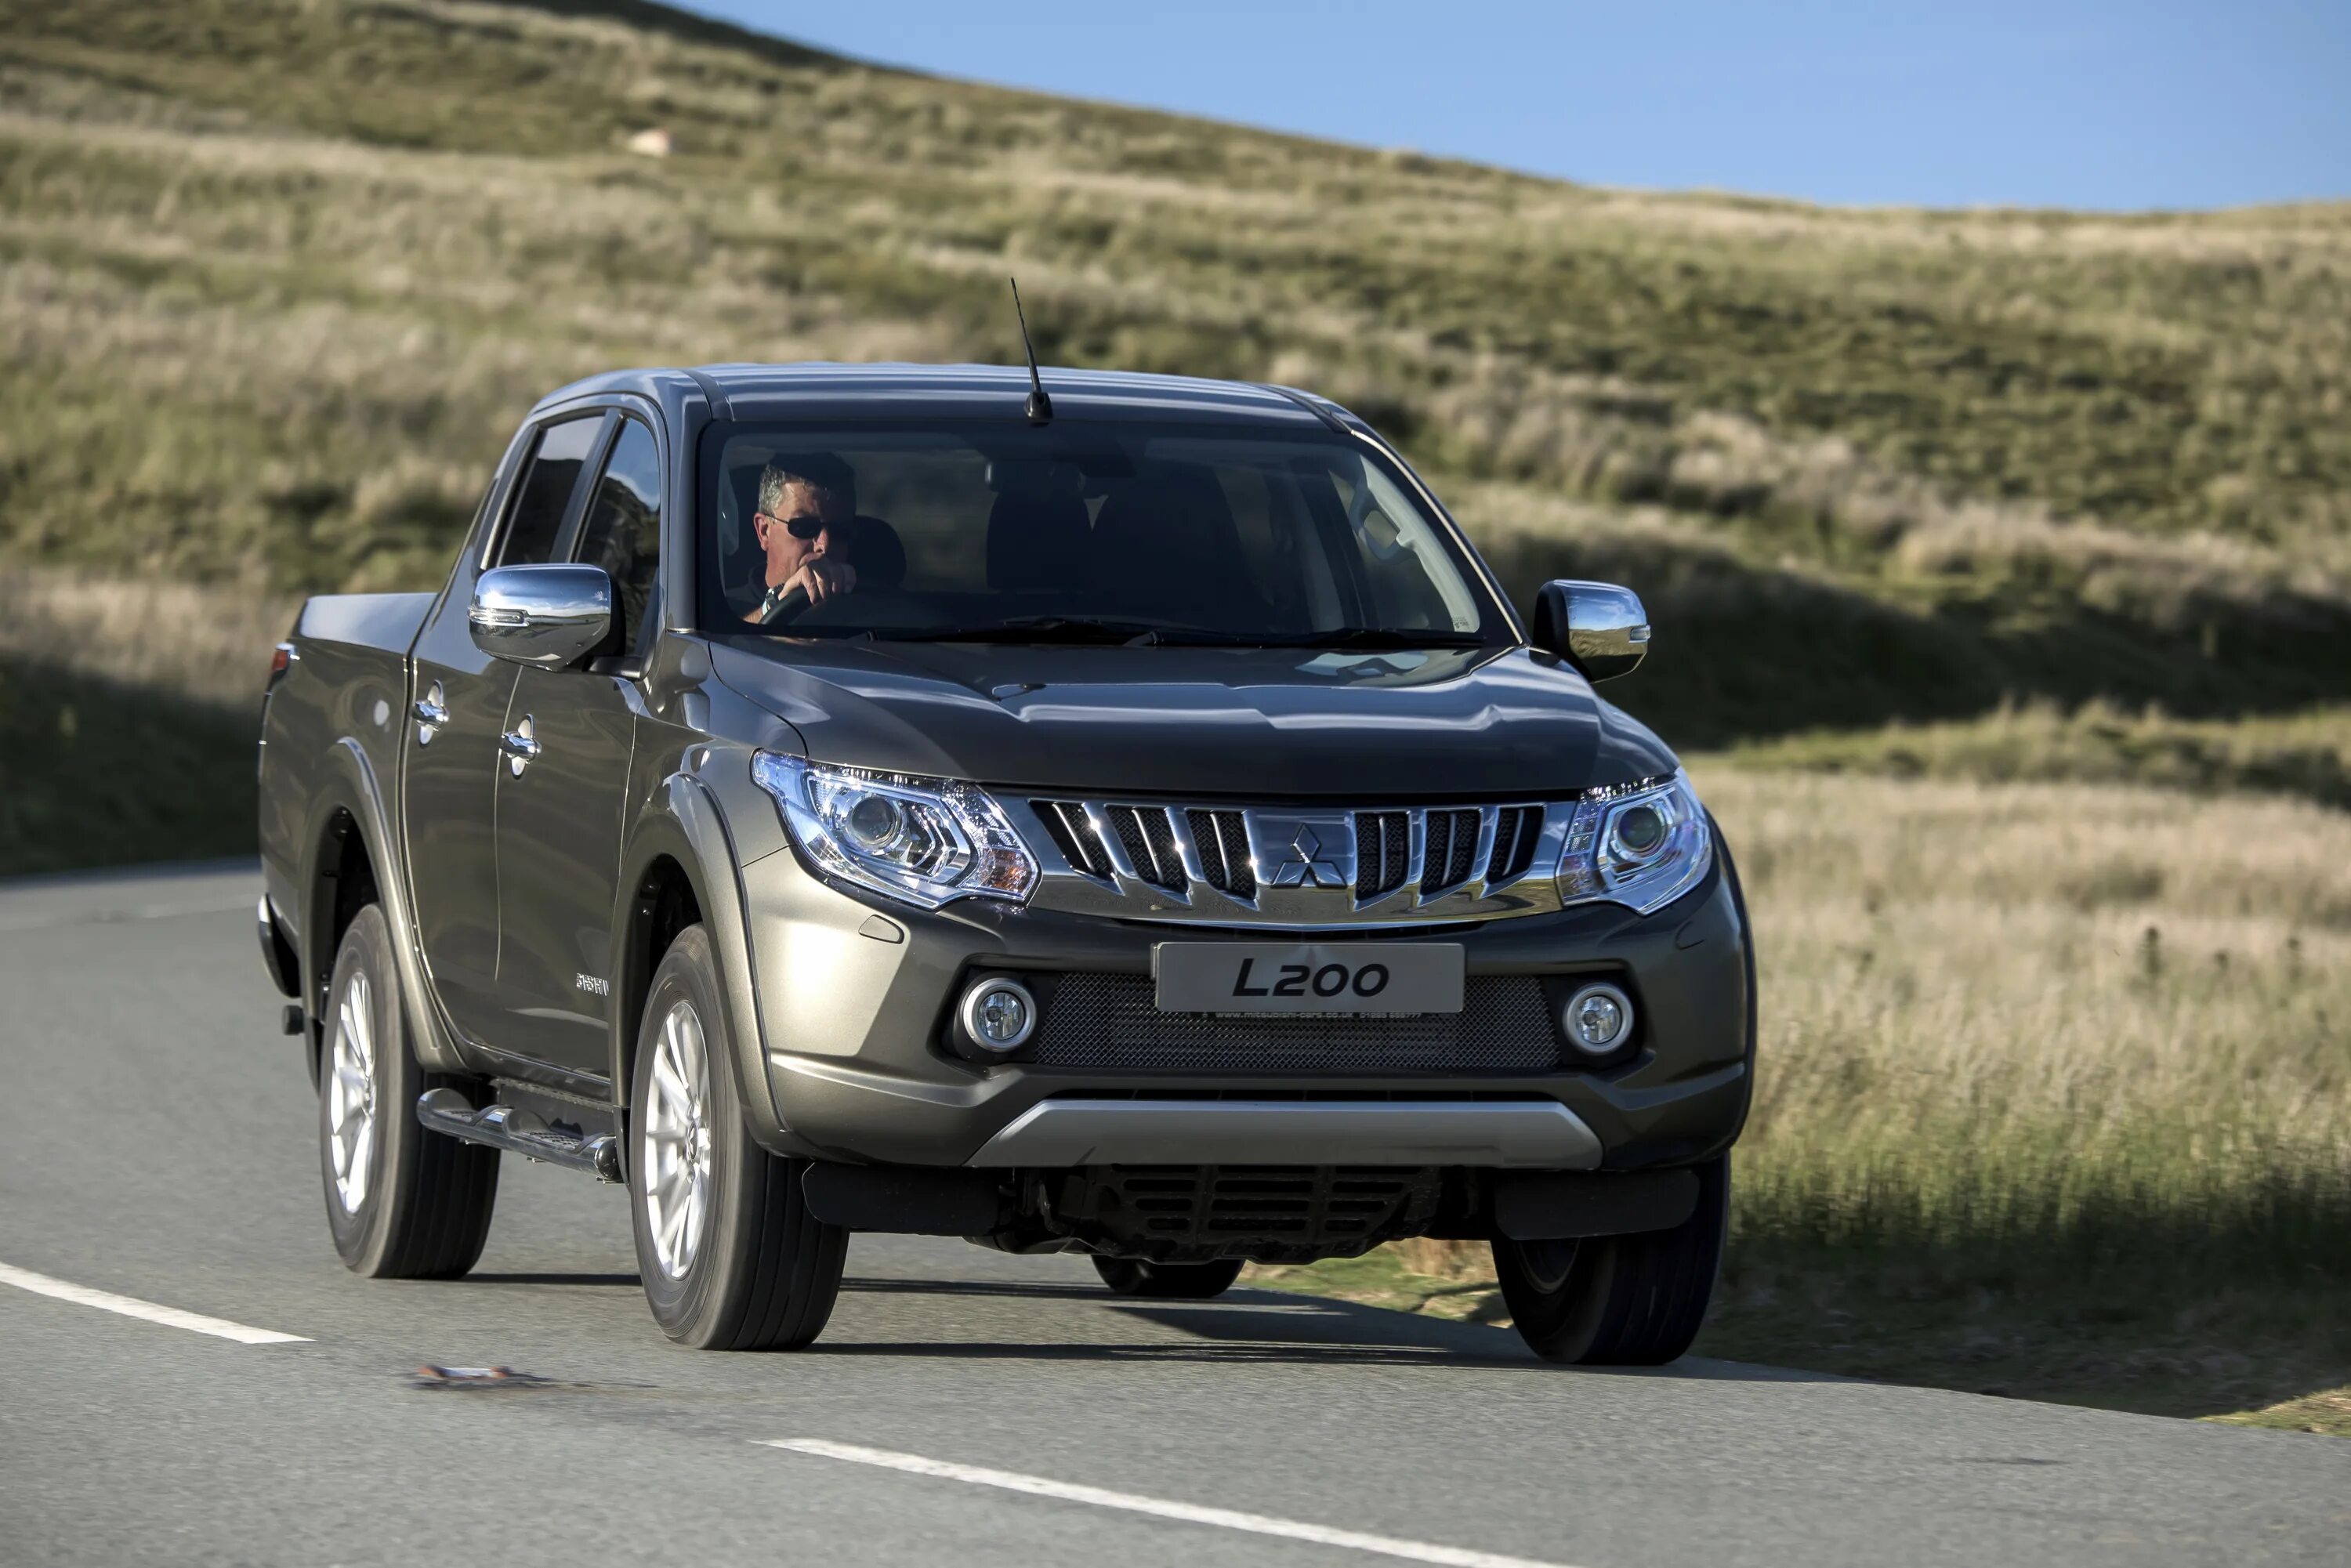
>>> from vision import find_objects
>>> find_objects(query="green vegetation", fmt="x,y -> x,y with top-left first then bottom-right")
0,652 -> 258,874
2,0 -> 2345,1423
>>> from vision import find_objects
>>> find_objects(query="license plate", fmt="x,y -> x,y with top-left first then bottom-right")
1153,942 -> 1464,1016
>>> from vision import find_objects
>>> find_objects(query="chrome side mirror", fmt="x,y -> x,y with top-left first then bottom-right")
1531,580 -> 1650,682
469,563 -> 614,668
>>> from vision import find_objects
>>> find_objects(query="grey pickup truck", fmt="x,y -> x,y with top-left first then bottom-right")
255,361 -> 1754,1362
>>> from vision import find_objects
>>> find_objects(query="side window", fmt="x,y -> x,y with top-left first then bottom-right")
496,415 -> 604,567
573,418 -> 663,650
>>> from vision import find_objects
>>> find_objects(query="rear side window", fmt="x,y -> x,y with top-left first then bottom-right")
496,415 -> 603,566
573,418 -> 662,648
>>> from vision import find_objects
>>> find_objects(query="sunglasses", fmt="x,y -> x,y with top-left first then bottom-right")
759,511 -> 835,542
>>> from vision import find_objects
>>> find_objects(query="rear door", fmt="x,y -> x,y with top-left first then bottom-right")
491,411 -> 665,1077
404,411 -> 607,1048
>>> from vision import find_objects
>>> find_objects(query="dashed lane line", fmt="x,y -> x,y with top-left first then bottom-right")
0,1262 -> 309,1345
763,1438 -> 1577,1568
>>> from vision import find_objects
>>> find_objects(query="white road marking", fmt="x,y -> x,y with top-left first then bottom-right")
0,1262 -> 309,1345
763,1439 -> 1578,1568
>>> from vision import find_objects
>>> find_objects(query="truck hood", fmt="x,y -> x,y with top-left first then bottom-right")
708,638 -> 1676,798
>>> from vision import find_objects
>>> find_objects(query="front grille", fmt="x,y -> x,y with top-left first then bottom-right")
1354,810 -> 1411,898
1063,1164 -> 1444,1262
1109,806 -> 1183,891
1029,973 -> 1562,1072
1186,808 -> 1255,897
1487,806 -> 1544,884
1018,794 -> 1566,926
1034,801 -> 1111,878
1422,809 -> 1481,894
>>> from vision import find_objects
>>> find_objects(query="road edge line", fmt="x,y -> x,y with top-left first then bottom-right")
761,1437 -> 1576,1568
0,1262 -> 310,1345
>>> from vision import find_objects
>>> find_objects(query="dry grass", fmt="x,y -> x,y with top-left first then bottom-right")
1719,699 -> 2351,811
4,0 -> 2349,747
0,567 -> 299,706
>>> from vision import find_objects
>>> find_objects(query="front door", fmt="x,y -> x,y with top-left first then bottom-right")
404,411 -> 606,1048
492,413 -> 665,1077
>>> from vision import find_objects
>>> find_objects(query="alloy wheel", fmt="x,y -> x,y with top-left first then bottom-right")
326,969 -> 377,1214
641,1000 -> 714,1280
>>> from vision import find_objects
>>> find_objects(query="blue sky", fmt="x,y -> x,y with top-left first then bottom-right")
680,1 -> 2347,211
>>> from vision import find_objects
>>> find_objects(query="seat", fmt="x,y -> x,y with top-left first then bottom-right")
720,463 -> 767,617
987,488 -> 1091,594
1087,469 -> 1264,627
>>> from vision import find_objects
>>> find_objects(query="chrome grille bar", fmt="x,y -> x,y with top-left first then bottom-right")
1005,795 -> 1568,929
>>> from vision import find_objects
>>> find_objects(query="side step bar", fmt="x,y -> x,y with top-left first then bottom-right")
415,1088 -> 624,1183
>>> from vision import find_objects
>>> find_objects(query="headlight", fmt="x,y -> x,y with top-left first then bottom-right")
1556,772 -> 1712,914
752,753 -> 1038,911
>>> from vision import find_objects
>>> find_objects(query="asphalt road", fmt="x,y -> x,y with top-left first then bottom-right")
2,863 -> 2344,1567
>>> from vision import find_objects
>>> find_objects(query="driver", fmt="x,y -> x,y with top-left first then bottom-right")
744,452 -> 858,623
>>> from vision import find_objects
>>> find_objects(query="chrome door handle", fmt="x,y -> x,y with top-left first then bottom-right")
500,715 -> 540,776
413,682 -> 447,744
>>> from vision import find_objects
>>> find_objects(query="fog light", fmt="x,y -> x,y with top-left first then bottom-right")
958,977 -> 1037,1052
1563,981 -> 1634,1055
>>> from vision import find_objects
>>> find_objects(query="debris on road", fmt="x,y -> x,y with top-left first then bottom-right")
412,1364 -> 550,1389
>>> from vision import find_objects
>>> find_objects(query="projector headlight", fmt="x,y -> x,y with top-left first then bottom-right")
1556,772 -> 1712,914
752,753 -> 1038,911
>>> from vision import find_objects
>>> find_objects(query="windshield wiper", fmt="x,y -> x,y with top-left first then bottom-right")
871,618 -> 1486,650
882,615 -> 1182,646
1256,627 -> 1488,650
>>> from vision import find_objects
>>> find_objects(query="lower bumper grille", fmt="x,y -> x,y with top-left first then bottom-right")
1028,973 -> 1563,1072
1058,1164 -> 1444,1262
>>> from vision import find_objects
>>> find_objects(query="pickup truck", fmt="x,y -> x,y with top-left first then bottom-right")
255,362 -> 1754,1362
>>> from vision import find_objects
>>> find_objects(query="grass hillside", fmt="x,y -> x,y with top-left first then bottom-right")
5,0 -> 2351,751
2,0 -> 2346,1425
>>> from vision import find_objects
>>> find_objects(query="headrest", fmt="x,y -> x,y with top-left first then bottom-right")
849,516 -> 907,590
987,489 -> 1091,592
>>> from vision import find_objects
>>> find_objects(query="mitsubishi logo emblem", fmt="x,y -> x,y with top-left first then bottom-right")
1243,810 -> 1357,893
1269,826 -> 1349,889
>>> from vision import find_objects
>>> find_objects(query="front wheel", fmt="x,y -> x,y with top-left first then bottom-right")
629,925 -> 846,1349
1092,1256 -> 1245,1300
1493,1156 -> 1729,1365
317,904 -> 500,1277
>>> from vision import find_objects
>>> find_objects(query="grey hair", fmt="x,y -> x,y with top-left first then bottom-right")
757,451 -> 855,517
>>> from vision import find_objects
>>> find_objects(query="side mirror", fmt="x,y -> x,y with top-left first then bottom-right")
1531,580 -> 1650,682
469,563 -> 614,668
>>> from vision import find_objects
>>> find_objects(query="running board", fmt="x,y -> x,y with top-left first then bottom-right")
415,1088 -> 624,1182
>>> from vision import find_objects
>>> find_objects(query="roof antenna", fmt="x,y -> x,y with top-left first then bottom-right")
1008,277 -> 1052,424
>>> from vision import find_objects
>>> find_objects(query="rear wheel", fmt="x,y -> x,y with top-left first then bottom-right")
1092,1256 -> 1246,1300
1493,1156 -> 1729,1365
629,925 -> 846,1349
318,904 -> 500,1277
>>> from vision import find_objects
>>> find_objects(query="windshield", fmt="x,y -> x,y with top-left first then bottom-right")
698,420 -> 1507,646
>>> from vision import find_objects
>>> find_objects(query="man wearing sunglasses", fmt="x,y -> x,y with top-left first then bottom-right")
745,451 -> 859,624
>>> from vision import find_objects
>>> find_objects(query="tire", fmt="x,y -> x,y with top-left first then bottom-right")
629,925 -> 846,1349
1493,1156 -> 1729,1365
318,904 -> 500,1278
1092,1255 -> 1246,1300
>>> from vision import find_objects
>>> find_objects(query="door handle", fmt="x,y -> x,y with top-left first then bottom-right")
501,715 -> 541,777
414,682 -> 448,744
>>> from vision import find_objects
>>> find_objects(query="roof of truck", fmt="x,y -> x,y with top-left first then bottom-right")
532,363 -> 1366,430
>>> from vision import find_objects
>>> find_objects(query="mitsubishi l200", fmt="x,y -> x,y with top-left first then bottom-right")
255,361 -> 1754,1361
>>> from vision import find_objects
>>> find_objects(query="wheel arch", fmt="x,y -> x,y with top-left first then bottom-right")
610,773 -> 807,1157
302,737 -> 469,1076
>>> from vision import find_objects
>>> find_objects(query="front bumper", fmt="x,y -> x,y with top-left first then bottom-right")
735,838 -> 1753,1171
